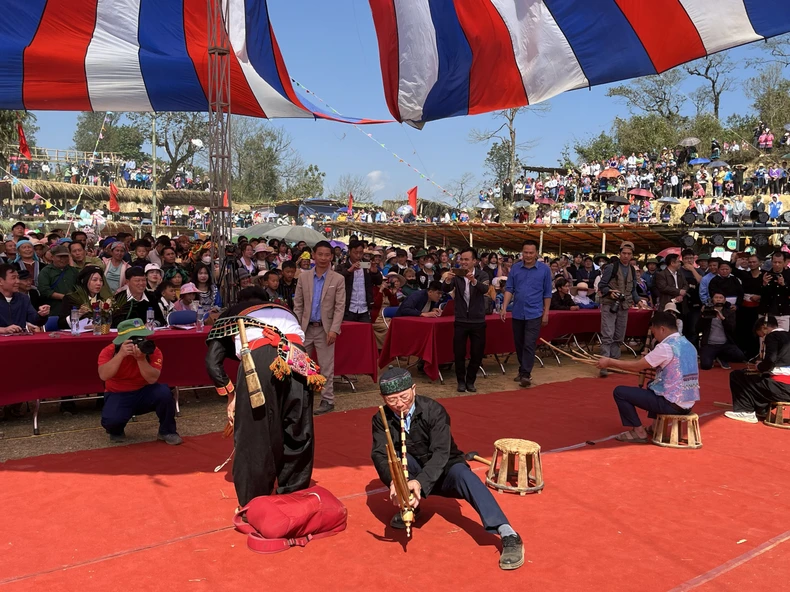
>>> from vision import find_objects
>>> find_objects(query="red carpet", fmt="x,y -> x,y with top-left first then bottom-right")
2,370 -> 789,591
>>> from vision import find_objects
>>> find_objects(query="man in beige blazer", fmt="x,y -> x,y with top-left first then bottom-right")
294,240 -> 346,415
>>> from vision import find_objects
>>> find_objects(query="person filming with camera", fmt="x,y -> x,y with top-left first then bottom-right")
698,291 -> 745,370
98,318 -> 182,445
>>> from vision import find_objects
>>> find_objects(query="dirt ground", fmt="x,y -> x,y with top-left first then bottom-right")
0,355 -> 597,462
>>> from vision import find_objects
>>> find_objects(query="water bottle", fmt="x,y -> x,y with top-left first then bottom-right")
70,307 -> 80,336
146,307 -> 155,330
92,303 -> 102,335
196,305 -> 204,332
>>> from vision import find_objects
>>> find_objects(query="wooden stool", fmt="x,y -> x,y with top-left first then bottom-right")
485,438 -> 544,495
652,413 -> 702,449
764,402 -> 790,429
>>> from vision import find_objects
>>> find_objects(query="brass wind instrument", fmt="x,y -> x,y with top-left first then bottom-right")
378,406 -> 414,537
237,319 -> 265,408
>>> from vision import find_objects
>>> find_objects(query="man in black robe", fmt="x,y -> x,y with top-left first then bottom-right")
205,288 -> 323,506
371,367 -> 524,570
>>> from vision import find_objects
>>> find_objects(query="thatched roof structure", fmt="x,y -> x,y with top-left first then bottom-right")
10,180 -> 211,208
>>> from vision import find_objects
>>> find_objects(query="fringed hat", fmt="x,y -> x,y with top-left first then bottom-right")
379,367 -> 414,396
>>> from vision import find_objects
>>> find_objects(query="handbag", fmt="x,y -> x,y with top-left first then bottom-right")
233,486 -> 347,554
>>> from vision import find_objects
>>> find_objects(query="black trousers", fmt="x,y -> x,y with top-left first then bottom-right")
406,455 -> 509,533
453,322 -> 486,385
736,306 -> 760,359
512,317 -> 542,377
700,342 -> 745,370
729,369 -> 790,415
683,308 -> 701,351
101,383 -> 177,436
344,310 -> 371,322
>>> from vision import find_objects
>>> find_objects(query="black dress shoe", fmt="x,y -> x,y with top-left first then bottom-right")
465,383 -> 477,392
313,400 -> 335,416
500,534 -> 525,570
390,506 -> 421,529
457,382 -> 466,392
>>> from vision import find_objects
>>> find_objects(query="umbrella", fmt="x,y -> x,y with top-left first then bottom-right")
534,196 -> 556,205
605,195 -> 630,205
628,188 -> 653,199
657,247 -> 681,258
477,201 -> 496,209
329,240 -> 347,250
264,225 -> 327,246
657,196 -> 681,204
678,137 -> 700,147
599,168 -> 622,179
396,205 -> 413,216
709,160 -> 728,168
782,153 -> 790,159
234,222 -> 278,238
688,158 -> 710,166
512,200 -> 531,208
784,124 -> 790,131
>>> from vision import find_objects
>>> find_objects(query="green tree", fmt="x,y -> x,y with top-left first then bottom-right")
72,112 -> 145,160
612,114 -> 680,156
0,111 -> 38,168
283,164 -> 325,200
484,141 -> 522,183
744,64 -> 790,136
571,131 -> 619,164
231,119 -> 292,203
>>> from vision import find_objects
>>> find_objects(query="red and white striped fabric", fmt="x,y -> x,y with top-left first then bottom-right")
368,0 -> 790,125
0,0 -> 382,123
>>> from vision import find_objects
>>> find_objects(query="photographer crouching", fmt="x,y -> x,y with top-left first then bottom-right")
698,291 -> 745,370
98,318 -> 182,445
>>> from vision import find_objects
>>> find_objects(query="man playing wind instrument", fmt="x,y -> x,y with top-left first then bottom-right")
370,367 -> 524,570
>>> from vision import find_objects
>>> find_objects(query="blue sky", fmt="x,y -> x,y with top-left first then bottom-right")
32,0 -> 776,205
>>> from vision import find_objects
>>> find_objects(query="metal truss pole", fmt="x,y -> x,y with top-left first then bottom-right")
207,0 -> 235,304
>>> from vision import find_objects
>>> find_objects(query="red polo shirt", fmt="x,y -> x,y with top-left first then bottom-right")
98,343 -> 164,392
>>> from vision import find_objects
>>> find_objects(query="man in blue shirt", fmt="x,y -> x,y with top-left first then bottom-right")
698,257 -> 720,306
0,264 -> 50,333
501,240 -> 552,387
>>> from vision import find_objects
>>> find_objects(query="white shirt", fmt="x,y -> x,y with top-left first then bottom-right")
349,267 -> 368,314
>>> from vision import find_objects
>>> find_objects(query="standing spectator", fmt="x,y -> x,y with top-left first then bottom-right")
336,239 -> 373,322
501,240 -> 552,388
598,242 -> 645,377
680,249 -> 703,349
655,253 -> 689,313
734,254 -> 765,359
698,257 -> 720,306
698,293 -> 744,370
37,245 -> 79,318
442,248 -> 490,393
768,194 -> 783,220
708,260 -> 743,308
277,261 -> 298,310
293,241 -> 346,416
0,264 -> 49,333
104,241 -> 131,293
759,252 -> 790,331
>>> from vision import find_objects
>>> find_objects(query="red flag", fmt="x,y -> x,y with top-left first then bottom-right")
108,182 -> 121,213
17,122 -> 31,160
347,192 -> 353,215
223,190 -> 229,208
407,186 -> 418,213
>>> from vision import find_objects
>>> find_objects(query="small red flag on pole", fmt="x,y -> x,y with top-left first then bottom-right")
17,122 -> 32,160
108,182 -> 121,213
223,190 -> 229,208
407,186 -> 418,213
347,192 -> 353,215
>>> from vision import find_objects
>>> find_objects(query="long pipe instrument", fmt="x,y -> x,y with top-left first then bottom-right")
378,406 -> 414,537
237,319 -> 265,408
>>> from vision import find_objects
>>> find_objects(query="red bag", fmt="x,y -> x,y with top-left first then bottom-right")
233,486 -> 347,554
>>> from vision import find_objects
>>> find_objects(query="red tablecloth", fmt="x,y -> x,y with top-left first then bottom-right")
1,322 -> 378,406
379,309 -> 653,381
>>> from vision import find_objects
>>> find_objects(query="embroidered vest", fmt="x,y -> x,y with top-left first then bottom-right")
649,333 -> 700,406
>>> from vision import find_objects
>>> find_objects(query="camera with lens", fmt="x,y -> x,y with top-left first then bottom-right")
609,293 -> 626,313
701,303 -> 727,319
129,335 -> 156,355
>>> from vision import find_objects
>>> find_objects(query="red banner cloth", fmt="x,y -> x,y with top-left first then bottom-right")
17,122 -> 31,159
347,192 -> 353,215
0,322 -> 378,406
108,182 -> 121,213
407,186 -> 417,213
379,309 -> 653,381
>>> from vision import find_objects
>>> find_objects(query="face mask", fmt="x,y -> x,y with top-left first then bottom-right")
489,263 -> 497,269
424,263 -> 434,270
577,291 -> 588,298
201,256 -> 211,265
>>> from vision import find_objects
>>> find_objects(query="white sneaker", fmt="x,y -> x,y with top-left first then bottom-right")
724,411 -> 758,424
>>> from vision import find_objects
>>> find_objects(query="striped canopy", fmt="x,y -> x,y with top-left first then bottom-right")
0,0 -> 381,123
369,0 -> 790,126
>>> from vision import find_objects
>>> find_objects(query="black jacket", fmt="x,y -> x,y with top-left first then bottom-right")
698,304 -> 737,348
550,291 -> 575,310
757,329 -> 790,373
442,268 -> 489,324
371,396 -> 466,497
760,270 -> 790,317
335,262 -> 374,314
708,275 -> 744,307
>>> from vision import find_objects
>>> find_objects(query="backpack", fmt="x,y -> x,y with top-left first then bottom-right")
233,486 -> 347,554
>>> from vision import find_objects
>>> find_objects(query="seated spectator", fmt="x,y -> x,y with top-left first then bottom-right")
163,265 -> 189,296
98,318 -> 181,445
68,240 -> 102,270
550,278 -> 579,310
12,239 -> 42,284
154,279 -> 178,321
698,292 -> 745,370
112,267 -> 164,327
395,280 -> 443,318
237,268 -> 253,291
38,245 -> 79,318
402,268 -> 420,297
259,270 -> 281,302
0,263 -> 49,333
726,315 -> 790,423
145,263 -> 163,291
104,241 -> 131,293
190,262 -> 220,310
16,269 -> 43,309
59,265 -> 113,329
572,282 -> 598,309
597,312 -> 700,443
173,282 -> 200,312
372,273 -> 401,348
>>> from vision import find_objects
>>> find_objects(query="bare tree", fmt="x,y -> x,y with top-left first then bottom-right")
683,55 -> 736,120
443,172 -> 477,211
328,174 -> 374,203
606,69 -> 688,121
747,33 -> 790,68
689,87 -> 712,117
469,106 -> 546,181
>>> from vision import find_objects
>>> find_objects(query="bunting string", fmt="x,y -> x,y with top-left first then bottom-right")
290,79 -> 455,198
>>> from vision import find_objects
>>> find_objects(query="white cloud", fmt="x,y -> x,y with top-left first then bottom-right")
366,170 -> 388,193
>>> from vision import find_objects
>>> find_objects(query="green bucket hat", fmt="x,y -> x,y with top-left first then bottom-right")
113,318 -> 154,345
379,367 -> 415,396
414,249 -> 428,259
